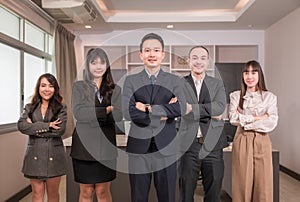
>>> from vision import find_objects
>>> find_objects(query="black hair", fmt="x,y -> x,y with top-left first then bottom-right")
139,33 -> 165,52
239,60 -> 268,109
84,48 -> 115,104
29,73 -> 63,121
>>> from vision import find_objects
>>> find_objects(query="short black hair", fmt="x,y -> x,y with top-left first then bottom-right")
139,33 -> 165,52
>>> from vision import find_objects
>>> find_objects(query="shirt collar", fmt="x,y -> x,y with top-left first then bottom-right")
243,90 -> 262,100
192,74 -> 205,84
145,68 -> 160,78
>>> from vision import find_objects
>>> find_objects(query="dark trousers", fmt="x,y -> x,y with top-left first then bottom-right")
178,139 -> 224,202
129,141 -> 177,202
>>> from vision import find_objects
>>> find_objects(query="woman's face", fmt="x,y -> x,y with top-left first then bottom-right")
39,77 -> 55,101
89,57 -> 107,79
243,65 -> 259,91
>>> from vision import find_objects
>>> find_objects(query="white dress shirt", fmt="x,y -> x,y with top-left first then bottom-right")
192,75 -> 205,138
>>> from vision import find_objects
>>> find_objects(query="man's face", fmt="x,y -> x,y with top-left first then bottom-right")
189,47 -> 209,77
139,39 -> 165,69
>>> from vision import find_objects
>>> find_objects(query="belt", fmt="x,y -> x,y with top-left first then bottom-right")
196,137 -> 204,144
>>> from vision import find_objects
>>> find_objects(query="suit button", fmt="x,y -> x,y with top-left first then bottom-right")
34,157 -> 38,160
49,157 -> 53,161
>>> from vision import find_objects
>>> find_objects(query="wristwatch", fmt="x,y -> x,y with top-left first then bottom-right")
145,104 -> 150,114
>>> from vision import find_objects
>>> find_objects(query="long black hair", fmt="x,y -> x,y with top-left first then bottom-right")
239,60 -> 268,109
29,73 -> 63,121
84,48 -> 115,104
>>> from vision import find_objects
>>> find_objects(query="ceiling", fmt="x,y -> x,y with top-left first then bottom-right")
34,0 -> 300,34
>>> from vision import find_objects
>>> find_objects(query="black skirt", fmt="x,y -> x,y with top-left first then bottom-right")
72,158 -> 116,184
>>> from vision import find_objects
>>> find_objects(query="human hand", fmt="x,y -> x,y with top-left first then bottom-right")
106,106 -> 113,114
186,103 -> 192,114
212,115 -> 222,120
254,113 -> 269,121
26,117 -> 32,123
135,102 -> 146,112
49,118 -> 62,130
168,97 -> 178,104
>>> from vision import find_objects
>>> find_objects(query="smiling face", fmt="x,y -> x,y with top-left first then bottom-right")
89,57 -> 107,79
139,39 -> 165,70
243,65 -> 259,91
189,47 -> 209,78
39,77 -> 55,102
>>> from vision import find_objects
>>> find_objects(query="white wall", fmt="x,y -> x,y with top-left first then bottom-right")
74,29 -> 265,73
265,7 -> 300,174
0,131 -> 29,201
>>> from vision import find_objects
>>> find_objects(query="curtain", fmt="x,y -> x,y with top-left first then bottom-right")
54,23 -> 77,138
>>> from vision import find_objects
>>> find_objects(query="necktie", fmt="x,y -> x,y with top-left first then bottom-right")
150,75 -> 156,85
150,75 -> 156,100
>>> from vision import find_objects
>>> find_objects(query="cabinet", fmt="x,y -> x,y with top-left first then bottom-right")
84,45 -> 258,82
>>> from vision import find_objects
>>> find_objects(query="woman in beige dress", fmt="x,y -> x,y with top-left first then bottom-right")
228,60 -> 278,202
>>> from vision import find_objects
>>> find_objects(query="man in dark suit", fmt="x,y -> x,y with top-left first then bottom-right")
178,46 -> 228,202
122,33 -> 186,202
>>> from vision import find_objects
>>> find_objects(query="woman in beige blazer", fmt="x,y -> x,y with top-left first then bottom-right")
18,73 -> 67,202
229,60 -> 278,202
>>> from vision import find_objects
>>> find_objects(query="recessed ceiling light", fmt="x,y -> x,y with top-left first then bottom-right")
85,25 -> 92,29
167,24 -> 174,29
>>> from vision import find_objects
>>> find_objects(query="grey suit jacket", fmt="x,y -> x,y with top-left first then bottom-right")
70,81 -> 123,161
179,74 -> 228,153
18,103 -> 67,177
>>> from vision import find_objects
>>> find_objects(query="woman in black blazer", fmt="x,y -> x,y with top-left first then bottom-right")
18,73 -> 67,202
70,48 -> 122,202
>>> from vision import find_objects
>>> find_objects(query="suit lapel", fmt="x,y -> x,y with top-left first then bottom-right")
185,74 -> 198,104
199,76 -> 210,103
139,70 -> 152,98
150,70 -> 163,103
35,103 -> 43,121
34,103 -> 53,122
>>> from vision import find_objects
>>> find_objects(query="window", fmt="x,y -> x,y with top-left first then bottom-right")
24,53 -> 46,104
0,6 -> 21,40
0,5 -> 54,134
25,21 -> 46,51
0,43 -> 21,125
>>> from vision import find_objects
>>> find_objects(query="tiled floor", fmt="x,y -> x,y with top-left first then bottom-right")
20,171 -> 300,202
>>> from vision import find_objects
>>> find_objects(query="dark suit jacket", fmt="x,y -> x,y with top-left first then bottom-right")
18,103 -> 67,177
70,81 -> 123,161
122,69 -> 186,155
179,74 -> 228,152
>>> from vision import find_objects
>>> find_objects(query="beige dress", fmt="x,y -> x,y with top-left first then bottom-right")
229,90 -> 278,202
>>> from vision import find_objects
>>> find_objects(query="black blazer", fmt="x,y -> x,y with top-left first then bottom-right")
122,69 -> 186,155
179,74 -> 228,152
70,81 -> 123,161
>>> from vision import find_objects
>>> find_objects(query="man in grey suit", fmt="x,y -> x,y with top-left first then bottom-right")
122,33 -> 186,202
178,46 -> 228,202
